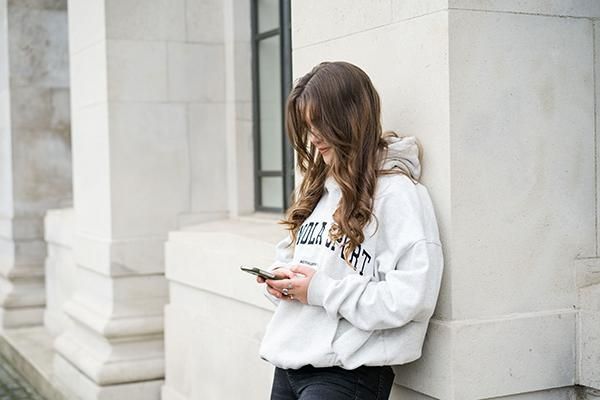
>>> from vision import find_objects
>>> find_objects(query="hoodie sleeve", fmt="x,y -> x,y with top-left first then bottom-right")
306,177 -> 444,331
263,234 -> 295,306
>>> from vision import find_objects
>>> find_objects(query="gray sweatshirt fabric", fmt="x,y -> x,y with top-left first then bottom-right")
259,135 -> 444,370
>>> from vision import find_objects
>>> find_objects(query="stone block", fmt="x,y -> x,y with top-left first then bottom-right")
224,0 -> 251,43
576,258 -> 600,291
394,311 -> 576,399
7,7 -> 69,87
44,243 -> 75,335
448,9 -> 594,319
449,0 -> 600,18
230,118 -> 254,215
44,220 -> 73,259
163,283 -> 274,400
186,0 -> 224,43
390,385 -> 437,400
69,41 -> 108,109
71,103 -> 111,237
167,42 -> 225,102
73,233 -> 167,276
43,207 -> 75,336
108,102 -> 188,237
0,2 -> 8,93
0,95 -> 13,217
392,0 -> 449,22
579,309 -> 600,389
9,87 -> 69,131
11,128 -> 71,215
73,266 -> 167,318
230,42 -> 252,103
188,102 -> 228,213
485,387 -> 576,400
291,0 -> 393,49
0,236 -> 46,268
54,354 -> 163,400
105,0 -> 185,42
165,219 -> 288,310
106,39 -> 168,102
7,0 -> 66,11
67,0 -> 105,55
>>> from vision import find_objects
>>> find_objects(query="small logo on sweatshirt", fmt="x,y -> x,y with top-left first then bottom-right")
296,221 -> 372,275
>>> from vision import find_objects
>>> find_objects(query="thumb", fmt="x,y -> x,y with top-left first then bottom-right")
291,265 -> 315,275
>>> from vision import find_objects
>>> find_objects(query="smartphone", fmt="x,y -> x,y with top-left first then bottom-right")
240,266 -> 284,280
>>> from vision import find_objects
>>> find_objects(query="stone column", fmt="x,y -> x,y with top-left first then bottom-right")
292,1 -> 598,399
53,1 -> 192,398
0,0 -> 71,329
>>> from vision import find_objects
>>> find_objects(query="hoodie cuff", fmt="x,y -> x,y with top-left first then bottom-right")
307,268 -> 336,306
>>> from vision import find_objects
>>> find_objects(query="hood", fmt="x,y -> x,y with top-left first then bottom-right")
324,135 -> 421,192
380,135 -> 421,182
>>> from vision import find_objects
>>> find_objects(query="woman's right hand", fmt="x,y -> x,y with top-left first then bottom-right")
257,267 -> 295,298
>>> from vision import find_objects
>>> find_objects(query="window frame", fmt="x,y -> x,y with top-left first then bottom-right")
251,0 -> 294,213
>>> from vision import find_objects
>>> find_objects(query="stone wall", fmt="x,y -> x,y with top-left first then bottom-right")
0,0 -> 71,329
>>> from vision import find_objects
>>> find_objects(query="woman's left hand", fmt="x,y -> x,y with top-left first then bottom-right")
266,265 -> 316,304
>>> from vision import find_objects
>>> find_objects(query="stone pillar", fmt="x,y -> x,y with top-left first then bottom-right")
0,0 -> 71,328
53,1 -> 193,398
43,207 -> 75,336
292,1 -> 598,399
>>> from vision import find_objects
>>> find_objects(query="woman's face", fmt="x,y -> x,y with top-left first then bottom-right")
308,126 -> 333,165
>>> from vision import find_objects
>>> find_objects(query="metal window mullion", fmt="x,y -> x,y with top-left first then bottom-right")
257,170 -> 283,177
280,0 -> 293,210
256,28 -> 280,41
251,0 -> 262,210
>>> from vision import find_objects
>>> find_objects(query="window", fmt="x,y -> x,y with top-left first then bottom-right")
251,0 -> 294,212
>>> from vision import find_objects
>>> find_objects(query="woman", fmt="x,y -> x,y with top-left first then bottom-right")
256,61 -> 444,400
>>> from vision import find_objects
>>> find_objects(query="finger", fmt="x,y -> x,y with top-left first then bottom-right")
272,269 -> 295,279
266,278 -> 291,290
266,286 -> 283,298
257,276 -> 265,283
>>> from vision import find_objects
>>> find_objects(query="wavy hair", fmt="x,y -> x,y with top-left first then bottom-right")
281,61 -> 420,266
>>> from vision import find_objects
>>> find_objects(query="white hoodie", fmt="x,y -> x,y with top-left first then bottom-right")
258,136 -> 444,370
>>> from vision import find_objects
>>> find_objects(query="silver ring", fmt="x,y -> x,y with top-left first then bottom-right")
282,288 -> 289,296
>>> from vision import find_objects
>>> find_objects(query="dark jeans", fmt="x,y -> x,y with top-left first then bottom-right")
270,364 -> 395,400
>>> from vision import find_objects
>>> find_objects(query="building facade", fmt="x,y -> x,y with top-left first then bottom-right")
0,0 -> 599,399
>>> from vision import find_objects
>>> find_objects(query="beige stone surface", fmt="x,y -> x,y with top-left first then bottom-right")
167,42 -> 225,102
105,0 -> 185,42
449,10 -> 594,319
449,0 -> 600,17
186,0 -> 224,43
43,207 -> 75,336
293,10 -> 452,320
291,0 -> 393,49
66,0 -> 105,55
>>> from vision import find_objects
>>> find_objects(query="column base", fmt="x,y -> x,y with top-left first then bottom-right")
0,306 -> 44,329
54,355 -> 163,400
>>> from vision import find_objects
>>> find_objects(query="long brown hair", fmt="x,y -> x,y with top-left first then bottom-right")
281,61 -> 417,266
